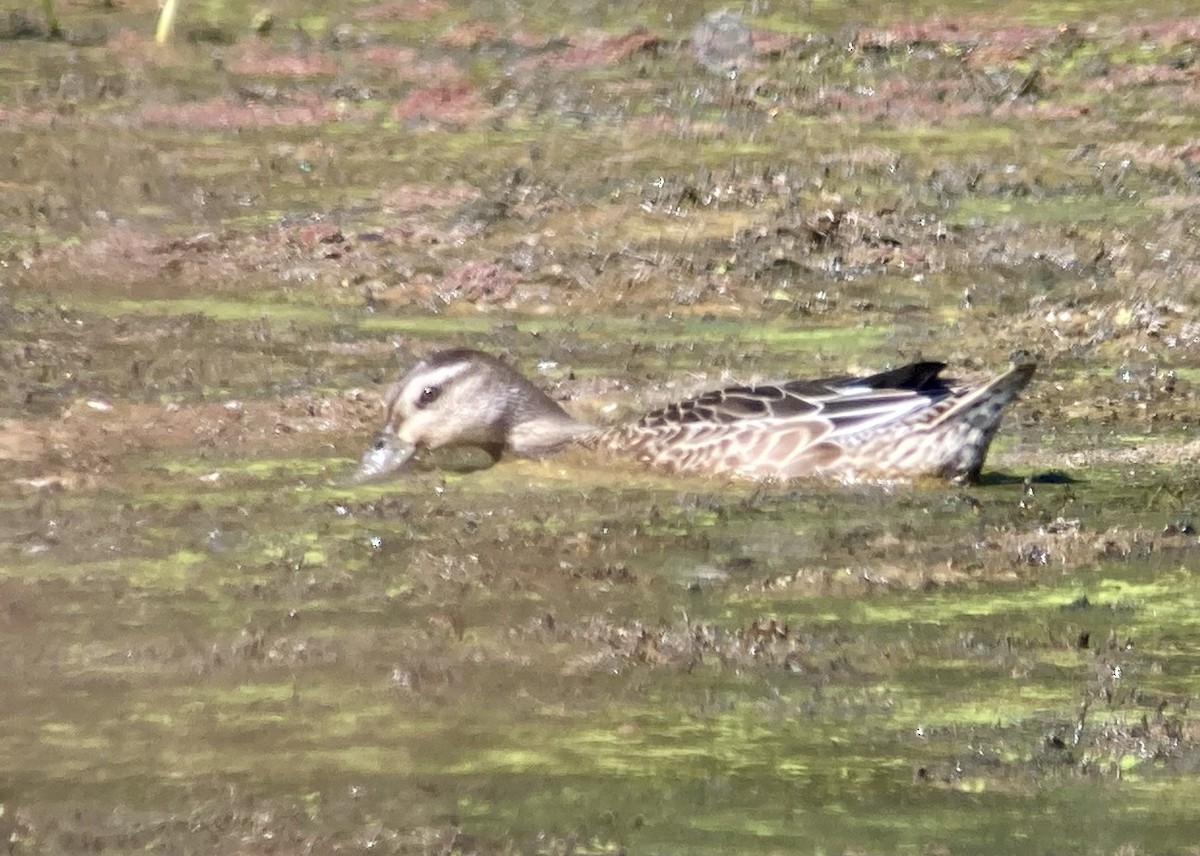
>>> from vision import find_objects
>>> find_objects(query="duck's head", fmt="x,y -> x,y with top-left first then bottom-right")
356,348 -> 591,480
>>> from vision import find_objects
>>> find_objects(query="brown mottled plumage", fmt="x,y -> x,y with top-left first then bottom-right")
357,349 -> 1034,484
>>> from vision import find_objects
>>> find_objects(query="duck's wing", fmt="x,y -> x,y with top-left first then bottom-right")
647,361 -> 950,433
778,360 -> 954,440
621,360 -> 1038,480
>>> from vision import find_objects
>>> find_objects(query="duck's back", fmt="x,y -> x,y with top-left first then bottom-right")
590,361 -> 1034,483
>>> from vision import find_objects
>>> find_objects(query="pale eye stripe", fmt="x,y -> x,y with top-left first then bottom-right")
397,362 -> 471,405
385,359 -> 475,422
410,360 -> 473,390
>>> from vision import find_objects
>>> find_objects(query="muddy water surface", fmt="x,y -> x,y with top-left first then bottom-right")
3,0 -> 1200,853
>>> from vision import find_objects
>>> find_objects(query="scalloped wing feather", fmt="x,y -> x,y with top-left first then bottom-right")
599,416 -> 835,478
596,360 -> 1034,481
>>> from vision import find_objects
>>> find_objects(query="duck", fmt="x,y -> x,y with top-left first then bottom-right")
357,348 -> 1035,484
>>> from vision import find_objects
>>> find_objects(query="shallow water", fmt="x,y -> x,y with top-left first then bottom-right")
4,0 -> 1200,852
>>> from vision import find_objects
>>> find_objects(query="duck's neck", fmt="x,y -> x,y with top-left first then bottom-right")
504,386 -> 598,456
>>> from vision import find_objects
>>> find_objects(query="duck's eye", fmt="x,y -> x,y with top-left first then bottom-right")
372,436 -> 388,451
415,385 -> 441,408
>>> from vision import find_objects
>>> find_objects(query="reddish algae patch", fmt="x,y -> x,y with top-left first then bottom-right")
226,45 -> 342,77
139,95 -> 365,128
392,80 -> 491,125
353,0 -> 448,23
540,29 -> 663,70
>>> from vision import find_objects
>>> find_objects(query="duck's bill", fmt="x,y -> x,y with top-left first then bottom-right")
355,434 -> 418,481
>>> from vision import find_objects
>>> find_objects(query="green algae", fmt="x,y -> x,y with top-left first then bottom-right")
52,296 -> 890,352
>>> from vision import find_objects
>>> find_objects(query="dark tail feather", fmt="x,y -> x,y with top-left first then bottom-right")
934,360 -> 1036,429
933,359 -> 1036,482
859,361 -> 950,393
985,360 -> 1037,402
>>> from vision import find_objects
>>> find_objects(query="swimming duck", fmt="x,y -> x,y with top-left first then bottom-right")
357,348 -> 1035,483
